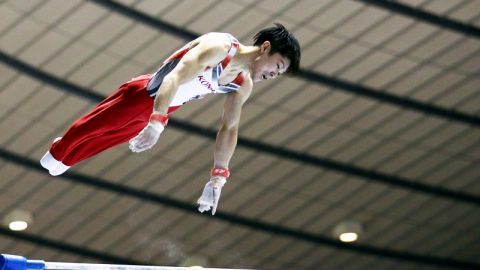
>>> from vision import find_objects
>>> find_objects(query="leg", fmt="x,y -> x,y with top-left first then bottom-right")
41,76 -> 153,175
60,110 -> 151,166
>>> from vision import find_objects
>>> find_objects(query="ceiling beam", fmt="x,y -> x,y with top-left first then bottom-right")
0,151 -> 479,269
0,50 -> 479,206
357,0 -> 480,38
90,0 -> 480,127
298,69 -> 480,126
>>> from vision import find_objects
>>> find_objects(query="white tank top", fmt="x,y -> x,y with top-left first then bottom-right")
146,33 -> 245,107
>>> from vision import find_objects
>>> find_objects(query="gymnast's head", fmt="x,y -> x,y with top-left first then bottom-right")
251,23 -> 301,83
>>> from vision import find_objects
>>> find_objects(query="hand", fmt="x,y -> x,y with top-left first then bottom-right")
197,176 -> 227,215
129,122 -> 164,153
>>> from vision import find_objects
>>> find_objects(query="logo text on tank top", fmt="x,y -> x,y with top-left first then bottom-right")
198,75 -> 215,92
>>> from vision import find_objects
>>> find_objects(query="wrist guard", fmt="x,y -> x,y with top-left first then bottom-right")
149,113 -> 169,126
211,167 -> 230,178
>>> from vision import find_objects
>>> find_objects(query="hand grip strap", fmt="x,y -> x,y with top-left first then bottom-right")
149,113 -> 169,126
211,167 -> 230,178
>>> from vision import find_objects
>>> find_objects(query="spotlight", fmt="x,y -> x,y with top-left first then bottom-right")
333,221 -> 363,243
3,209 -> 33,231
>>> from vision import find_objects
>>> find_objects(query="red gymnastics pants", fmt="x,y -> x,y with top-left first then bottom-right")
41,75 -> 179,174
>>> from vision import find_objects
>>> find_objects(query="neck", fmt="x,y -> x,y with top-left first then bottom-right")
233,45 -> 262,74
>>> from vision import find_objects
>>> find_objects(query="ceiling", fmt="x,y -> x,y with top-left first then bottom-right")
0,0 -> 479,269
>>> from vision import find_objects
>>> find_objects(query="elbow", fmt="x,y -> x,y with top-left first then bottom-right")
219,123 -> 238,134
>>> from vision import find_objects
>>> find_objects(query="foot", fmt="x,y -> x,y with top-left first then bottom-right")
40,137 -> 70,176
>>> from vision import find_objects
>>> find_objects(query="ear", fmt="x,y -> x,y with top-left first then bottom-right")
260,41 -> 271,54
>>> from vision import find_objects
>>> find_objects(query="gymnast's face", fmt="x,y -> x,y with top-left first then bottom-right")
252,41 -> 290,83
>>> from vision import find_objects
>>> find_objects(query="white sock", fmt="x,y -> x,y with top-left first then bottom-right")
40,151 -> 61,171
40,137 -> 70,176
49,162 -> 71,176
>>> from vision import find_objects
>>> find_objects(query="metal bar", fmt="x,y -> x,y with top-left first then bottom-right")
0,254 -> 249,270
45,262 -> 244,270
89,0 -> 480,127
2,225 -> 480,269
357,0 -> 480,38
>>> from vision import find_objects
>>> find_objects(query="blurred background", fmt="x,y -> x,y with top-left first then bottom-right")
0,0 -> 479,269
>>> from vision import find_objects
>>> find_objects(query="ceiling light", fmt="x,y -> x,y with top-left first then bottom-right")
333,221 -> 363,243
3,209 -> 33,231
9,220 -> 28,231
339,232 -> 358,242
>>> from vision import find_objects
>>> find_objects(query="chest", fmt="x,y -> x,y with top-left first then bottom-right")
186,66 -> 242,96
216,62 -> 247,86
217,70 -> 241,85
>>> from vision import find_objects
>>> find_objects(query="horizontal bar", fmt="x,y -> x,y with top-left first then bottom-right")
0,255 -> 250,270
45,262 -> 246,270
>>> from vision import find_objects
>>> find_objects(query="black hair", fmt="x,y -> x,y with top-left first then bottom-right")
253,23 -> 301,74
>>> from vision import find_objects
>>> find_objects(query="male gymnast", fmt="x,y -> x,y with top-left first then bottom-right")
40,23 -> 301,215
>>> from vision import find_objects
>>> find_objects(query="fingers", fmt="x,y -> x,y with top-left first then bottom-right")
197,183 -> 214,214
198,204 -> 210,213
128,123 -> 163,153
197,180 -> 223,215
129,139 -> 149,153
128,138 -> 140,152
129,132 -> 156,153
212,187 -> 219,215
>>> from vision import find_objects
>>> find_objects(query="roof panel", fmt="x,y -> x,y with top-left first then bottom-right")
1,1 -> 479,269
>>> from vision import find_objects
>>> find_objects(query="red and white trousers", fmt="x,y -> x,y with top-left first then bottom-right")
40,75 -> 179,175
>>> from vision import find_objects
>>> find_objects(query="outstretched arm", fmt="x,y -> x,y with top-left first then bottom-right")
198,78 -> 253,215
213,85 -> 252,169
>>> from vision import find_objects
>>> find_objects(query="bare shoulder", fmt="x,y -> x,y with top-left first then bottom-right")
181,33 -> 233,66
196,32 -> 232,54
